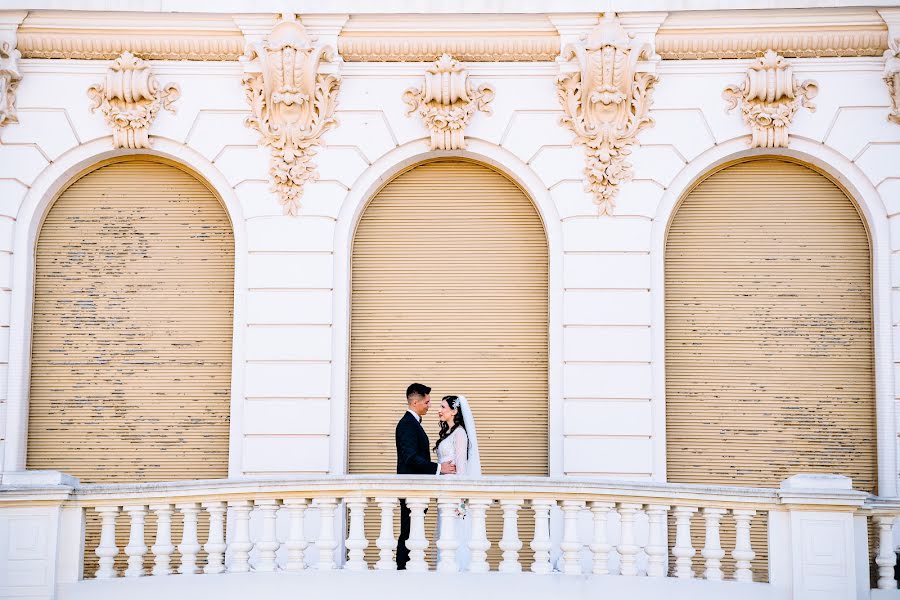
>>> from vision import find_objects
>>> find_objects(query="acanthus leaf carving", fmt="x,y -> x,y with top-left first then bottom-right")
0,39 -> 22,131
241,17 -> 341,216
556,13 -> 659,216
87,51 -> 179,150
884,37 -> 900,125
722,50 -> 818,148
403,54 -> 495,151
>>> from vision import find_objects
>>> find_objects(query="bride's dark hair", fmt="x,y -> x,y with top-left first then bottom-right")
434,395 -> 466,453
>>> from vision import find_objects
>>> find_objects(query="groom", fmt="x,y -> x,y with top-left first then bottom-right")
395,382 -> 455,570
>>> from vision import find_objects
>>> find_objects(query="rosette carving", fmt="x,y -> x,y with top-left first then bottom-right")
723,50 -> 818,148
556,14 -> 659,216
885,37 -> 900,125
0,40 -> 21,131
241,18 -> 341,216
87,52 -> 179,149
403,54 -> 495,150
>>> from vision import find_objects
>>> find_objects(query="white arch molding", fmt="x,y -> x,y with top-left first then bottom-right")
2,137 -> 249,478
329,138 -> 565,476
650,137 -> 897,496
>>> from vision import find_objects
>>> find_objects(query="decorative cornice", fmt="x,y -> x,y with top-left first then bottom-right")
337,34 -> 560,62
656,27 -> 888,59
556,13 -> 659,216
17,30 -> 244,61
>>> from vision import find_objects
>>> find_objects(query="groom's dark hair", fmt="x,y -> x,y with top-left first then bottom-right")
406,383 -> 431,400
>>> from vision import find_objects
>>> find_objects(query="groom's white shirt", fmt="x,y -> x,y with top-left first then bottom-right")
407,409 -> 441,475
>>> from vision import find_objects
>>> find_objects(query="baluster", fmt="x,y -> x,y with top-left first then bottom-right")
94,505 -> 120,579
499,499 -> 524,573
284,499 -> 310,571
228,500 -> 253,573
405,497 -> 430,572
255,499 -> 281,572
437,497 -> 461,572
560,500 -> 584,575
530,499 -> 555,574
645,504 -> 669,577
176,503 -> 201,574
701,507 -> 726,581
345,496 -> 369,571
732,509 -> 756,582
876,515 -> 899,590
122,505 -> 148,577
672,506 -> 697,579
467,498 -> 492,573
202,501 -> 227,574
374,497 -> 397,570
588,501 -> 613,575
150,503 -> 175,576
617,503 -> 641,576
313,497 -> 339,570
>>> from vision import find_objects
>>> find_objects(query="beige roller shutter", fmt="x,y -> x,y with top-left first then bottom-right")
26,159 -> 234,577
348,160 -> 549,568
665,158 -> 876,581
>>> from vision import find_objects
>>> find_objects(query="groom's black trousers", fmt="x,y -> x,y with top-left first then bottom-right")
396,500 -> 427,570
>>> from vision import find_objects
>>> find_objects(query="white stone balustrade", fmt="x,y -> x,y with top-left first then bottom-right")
6,473 -> 896,591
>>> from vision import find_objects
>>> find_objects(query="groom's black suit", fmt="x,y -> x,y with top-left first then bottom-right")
395,411 -> 438,570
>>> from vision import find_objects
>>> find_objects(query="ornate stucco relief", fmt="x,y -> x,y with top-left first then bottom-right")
0,40 -> 21,131
723,50 -> 818,148
18,32 -> 244,61
656,28 -> 887,59
338,35 -> 560,62
885,37 -> 900,124
556,13 -> 659,216
87,52 -> 180,149
241,17 -> 341,216
402,54 -> 495,151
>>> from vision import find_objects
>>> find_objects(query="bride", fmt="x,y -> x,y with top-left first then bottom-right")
434,394 -> 481,571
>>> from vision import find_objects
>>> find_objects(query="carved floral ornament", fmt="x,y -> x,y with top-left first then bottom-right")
403,54 -> 495,151
723,50 -> 818,148
0,39 -> 21,131
87,52 -> 179,150
885,37 -> 900,125
556,13 -> 659,216
241,17 -> 341,216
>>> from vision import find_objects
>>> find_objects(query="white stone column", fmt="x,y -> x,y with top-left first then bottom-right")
150,504 -> 175,576
345,496 -> 369,571
374,497 -> 397,571
560,500 -> 584,575
499,499 -> 524,573
588,501 -> 613,575
530,499 -> 555,574
617,503 -> 641,577
283,499 -> 310,571
202,501 -> 227,574
313,497 -> 339,570
227,500 -> 253,573
436,497 -> 461,572
672,505 -> 697,579
467,497 -> 492,573
732,509 -> 756,583
645,504 -> 669,577
254,499 -> 281,572
701,507 -> 726,581
405,497 -> 430,572
94,505 -> 120,579
122,505 -> 148,577
176,503 -> 201,575
876,515 -> 899,590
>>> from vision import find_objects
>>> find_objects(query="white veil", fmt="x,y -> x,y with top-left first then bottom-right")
455,395 -> 482,477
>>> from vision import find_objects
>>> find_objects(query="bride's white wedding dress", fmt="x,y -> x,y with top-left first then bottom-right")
435,426 -> 473,571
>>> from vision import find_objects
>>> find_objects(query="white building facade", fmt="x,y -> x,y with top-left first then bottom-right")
1,2 -> 900,599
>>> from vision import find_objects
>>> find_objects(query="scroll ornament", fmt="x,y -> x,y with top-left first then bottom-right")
723,50 -> 818,148
403,54 -> 495,150
241,19 -> 341,216
885,37 -> 900,125
0,40 -> 21,130
87,52 -> 179,149
556,14 -> 659,216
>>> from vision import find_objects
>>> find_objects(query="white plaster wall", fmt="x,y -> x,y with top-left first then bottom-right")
0,48 -> 897,490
